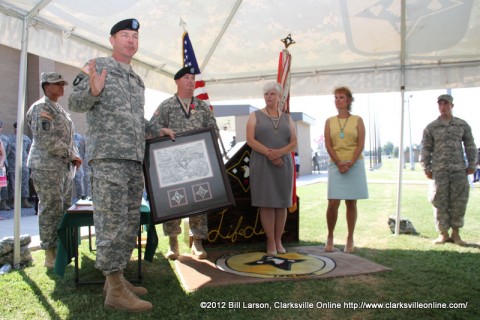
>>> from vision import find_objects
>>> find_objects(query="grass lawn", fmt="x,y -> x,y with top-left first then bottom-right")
0,159 -> 479,319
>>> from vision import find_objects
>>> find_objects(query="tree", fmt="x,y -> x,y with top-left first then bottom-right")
383,141 -> 394,155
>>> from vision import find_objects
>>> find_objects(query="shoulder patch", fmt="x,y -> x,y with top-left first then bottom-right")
73,74 -> 85,86
41,121 -> 51,131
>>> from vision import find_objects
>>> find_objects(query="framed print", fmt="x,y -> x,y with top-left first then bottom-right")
144,127 -> 235,224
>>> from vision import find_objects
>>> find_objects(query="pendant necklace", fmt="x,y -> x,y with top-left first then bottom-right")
337,115 -> 350,139
176,95 -> 194,117
265,108 -> 280,134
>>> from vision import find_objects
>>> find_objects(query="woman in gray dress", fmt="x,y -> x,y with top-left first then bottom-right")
246,82 -> 297,255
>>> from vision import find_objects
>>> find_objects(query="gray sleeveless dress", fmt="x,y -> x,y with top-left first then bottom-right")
250,110 -> 294,208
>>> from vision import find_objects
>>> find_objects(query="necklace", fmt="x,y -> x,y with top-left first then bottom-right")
175,95 -> 194,117
337,115 -> 350,139
265,108 -> 280,134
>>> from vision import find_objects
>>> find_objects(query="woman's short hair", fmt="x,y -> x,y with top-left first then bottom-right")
263,82 -> 283,95
333,86 -> 354,111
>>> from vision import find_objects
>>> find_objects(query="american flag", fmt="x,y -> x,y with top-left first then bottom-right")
182,32 -> 213,111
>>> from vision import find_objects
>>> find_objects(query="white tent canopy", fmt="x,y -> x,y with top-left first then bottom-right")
1,0 -> 480,264
1,0 -> 480,99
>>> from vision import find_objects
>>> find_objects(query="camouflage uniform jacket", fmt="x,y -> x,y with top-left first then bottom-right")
68,57 -> 145,163
26,96 -> 79,170
146,95 -> 219,138
421,116 -> 477,173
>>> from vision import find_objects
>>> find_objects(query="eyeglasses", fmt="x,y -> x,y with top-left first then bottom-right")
48,82 -> 65,86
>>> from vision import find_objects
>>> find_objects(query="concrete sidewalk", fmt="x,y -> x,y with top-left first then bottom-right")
0,209 -> 92,251
296,172 -> 328,186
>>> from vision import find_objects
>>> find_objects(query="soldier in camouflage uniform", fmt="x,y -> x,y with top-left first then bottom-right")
421,94 -> 477,246
26,72 -> 82,268
0,121 -> 11,211
7,122 -> 33,208
68,18 -> 153,313
72,132 -> 85,202
146,66 -> 219,260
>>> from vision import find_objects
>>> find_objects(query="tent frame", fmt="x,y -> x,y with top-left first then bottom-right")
5,0 -> 477,265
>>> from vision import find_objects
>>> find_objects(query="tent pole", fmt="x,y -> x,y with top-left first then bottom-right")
13,0 -> 51,268
396,92 -> 406,236
13,16 -> 29,268
395,0 -> 407,236
200,0 -> 243,70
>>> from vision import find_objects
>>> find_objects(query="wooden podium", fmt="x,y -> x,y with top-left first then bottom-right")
205,142 -> 299,246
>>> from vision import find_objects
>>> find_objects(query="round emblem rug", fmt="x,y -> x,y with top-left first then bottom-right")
216,251 -> 336,278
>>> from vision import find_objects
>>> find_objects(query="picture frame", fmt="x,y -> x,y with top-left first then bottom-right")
144,127 -> 235,224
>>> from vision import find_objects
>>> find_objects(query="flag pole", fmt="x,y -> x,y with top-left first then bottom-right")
278,34 -> 297,212
179,17 -> 187,32
218,130 -> 230,159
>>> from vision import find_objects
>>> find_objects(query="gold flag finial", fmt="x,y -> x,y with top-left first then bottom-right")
281,34 -> 295,49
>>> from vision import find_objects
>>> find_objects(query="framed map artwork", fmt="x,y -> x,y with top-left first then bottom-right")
144,127 -> 235,224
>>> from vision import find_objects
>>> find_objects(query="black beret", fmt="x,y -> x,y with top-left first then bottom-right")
110,18 -> 140,35
174,66 -> 196,80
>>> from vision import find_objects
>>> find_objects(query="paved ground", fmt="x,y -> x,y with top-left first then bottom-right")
0,202 -> 90,251
0,204 -> 36,220
0,203 -> 40,250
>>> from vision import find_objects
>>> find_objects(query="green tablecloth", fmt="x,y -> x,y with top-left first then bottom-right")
54,203 -> 158,277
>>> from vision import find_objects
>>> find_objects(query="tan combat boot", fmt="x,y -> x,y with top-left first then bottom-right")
103,270 -> 148,296
432,231 -> 450,245
104,271 -> 152,312
44,248 -> 56,268
451,228 -> 467,246
191,238 -> 207,259
165,236 -> 179,260
21,197 -> 33,208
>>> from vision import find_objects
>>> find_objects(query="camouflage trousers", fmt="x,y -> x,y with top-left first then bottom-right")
7,166 -> 30,198
163,214 -> 208,240
90,159 -> 144,275
31,166 -> 72,249
430,170 -> 470,232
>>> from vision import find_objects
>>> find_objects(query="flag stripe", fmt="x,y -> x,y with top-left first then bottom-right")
277,50 -> 292,113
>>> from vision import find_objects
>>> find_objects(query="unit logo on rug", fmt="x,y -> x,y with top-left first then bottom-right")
216,251 -> 336,279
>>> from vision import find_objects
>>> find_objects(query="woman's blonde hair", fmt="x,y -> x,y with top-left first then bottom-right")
334,86 -> 354,111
